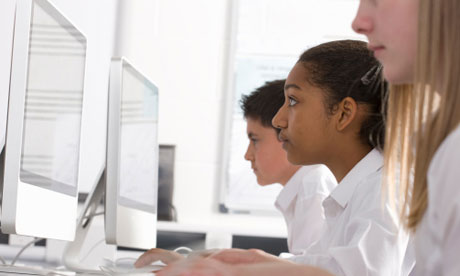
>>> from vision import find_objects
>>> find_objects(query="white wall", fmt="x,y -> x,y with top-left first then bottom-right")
114,0 -> 233,224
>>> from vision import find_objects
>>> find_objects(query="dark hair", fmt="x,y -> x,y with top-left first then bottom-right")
298,40 -> 388,150
240,79 -> 285,132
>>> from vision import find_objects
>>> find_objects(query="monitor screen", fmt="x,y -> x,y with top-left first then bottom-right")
1,0 -> 86,240
118,64 -> 159,213
157,145 -> 175,221
20,0 -> 85,197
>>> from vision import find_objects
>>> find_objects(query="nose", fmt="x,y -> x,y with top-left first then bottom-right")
272,104 -> 287,130
351,3 -> 373,35
244,142 -> 253,161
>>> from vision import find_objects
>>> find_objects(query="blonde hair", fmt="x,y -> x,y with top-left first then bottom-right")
384,0 -> 460,231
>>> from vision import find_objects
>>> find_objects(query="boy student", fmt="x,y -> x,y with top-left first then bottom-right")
134,80 -> 337,267
240,79 -> 337,255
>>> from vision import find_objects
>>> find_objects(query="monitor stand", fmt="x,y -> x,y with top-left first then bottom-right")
62,168 -> 116,274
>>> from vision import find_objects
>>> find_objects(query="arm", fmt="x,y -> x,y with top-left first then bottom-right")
209,248 -> 280,264
156,257 -> 334,276
288,192 -> 329,255
430,136 -> 460,276
440,189 -> 460,276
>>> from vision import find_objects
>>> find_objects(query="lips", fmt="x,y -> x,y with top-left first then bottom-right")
278,132 -> 288,143
368,44 -> 385,57
278,132 -> 289,149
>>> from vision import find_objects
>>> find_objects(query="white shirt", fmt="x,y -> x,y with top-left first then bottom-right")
414,124 -> 460,276
290,149 -> 413,276
275,165 -> 337,255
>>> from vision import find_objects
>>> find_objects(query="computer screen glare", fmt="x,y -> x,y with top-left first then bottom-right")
118,64 -> 158,213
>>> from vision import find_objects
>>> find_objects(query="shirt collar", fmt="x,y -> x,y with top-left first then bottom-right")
275,166 -> 314,212
328,148 -> 383,209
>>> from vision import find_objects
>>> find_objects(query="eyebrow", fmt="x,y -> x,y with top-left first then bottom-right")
284,83 -> 301,90
247,132 -> 257,139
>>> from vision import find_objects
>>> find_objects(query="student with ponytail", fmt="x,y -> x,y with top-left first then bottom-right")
352,0 -> 460,274
155,40 -> 413,276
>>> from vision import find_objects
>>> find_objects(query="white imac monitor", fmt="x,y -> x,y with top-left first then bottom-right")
105,57 -> 159,249
63,58 -> 158,272
1,0 -> 87,240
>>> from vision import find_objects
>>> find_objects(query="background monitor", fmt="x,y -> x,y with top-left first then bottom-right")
157,144 -> 176,221
1,0 -> 87,240
105,57 -> 159,249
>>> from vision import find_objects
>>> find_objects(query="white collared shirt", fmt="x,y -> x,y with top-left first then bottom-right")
289,149 -> 413,276
414,124 -> 460,276
275,165 -> 337,255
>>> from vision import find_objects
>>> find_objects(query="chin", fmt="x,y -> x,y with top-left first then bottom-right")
288,154 -> 318,167
257,180 -> 274,186
383,65 -> 414,85
256,177 -> 276,186
287,155 -> 304,166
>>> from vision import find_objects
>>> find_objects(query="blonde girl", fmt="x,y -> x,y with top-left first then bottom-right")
353,0 -> 460,274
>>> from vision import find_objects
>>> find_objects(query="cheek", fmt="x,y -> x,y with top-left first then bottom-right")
256,147 -> 282,169
288,117 -> 330,162
380,2 -> 418,83
286,113 -> 302,137
255,146 -> 289,176
288,113 -> 316,142
382,43 -> 417,83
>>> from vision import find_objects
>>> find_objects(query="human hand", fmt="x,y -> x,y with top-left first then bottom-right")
134,248 -> 185,268
156,257 -> 237,276
208,248 -> 280,264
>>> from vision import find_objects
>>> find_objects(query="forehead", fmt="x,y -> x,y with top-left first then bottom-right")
246,117 -> 275,133
286,63 -> 324,96
286,63 -> 312,88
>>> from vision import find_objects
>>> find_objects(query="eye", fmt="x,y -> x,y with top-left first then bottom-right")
250,138 -> 258,144
288,97 -> 298,106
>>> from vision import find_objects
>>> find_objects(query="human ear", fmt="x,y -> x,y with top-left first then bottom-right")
335,97 -> 358,132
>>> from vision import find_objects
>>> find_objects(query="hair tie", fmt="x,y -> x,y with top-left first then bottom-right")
361,64 -> 383,85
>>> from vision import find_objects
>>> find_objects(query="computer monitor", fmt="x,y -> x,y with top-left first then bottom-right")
157,145 -> 176,221
105,57 -> 159,249
63,57 -> 159,272
1,0 -> 87,240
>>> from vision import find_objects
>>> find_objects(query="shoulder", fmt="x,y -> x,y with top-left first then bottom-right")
347,168 -> 401,231
351,168 -> 385,211
427,124 -> 460,211
430,124 -> 460,173
428,124 -> 460,191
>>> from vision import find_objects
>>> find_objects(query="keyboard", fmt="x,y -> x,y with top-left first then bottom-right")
0,265 -> 162,276
99,259 -> 165,275
0,265 -> 75,276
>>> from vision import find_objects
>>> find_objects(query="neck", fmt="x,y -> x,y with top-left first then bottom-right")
326,143 -> 372,183
279,166 -> 302,186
